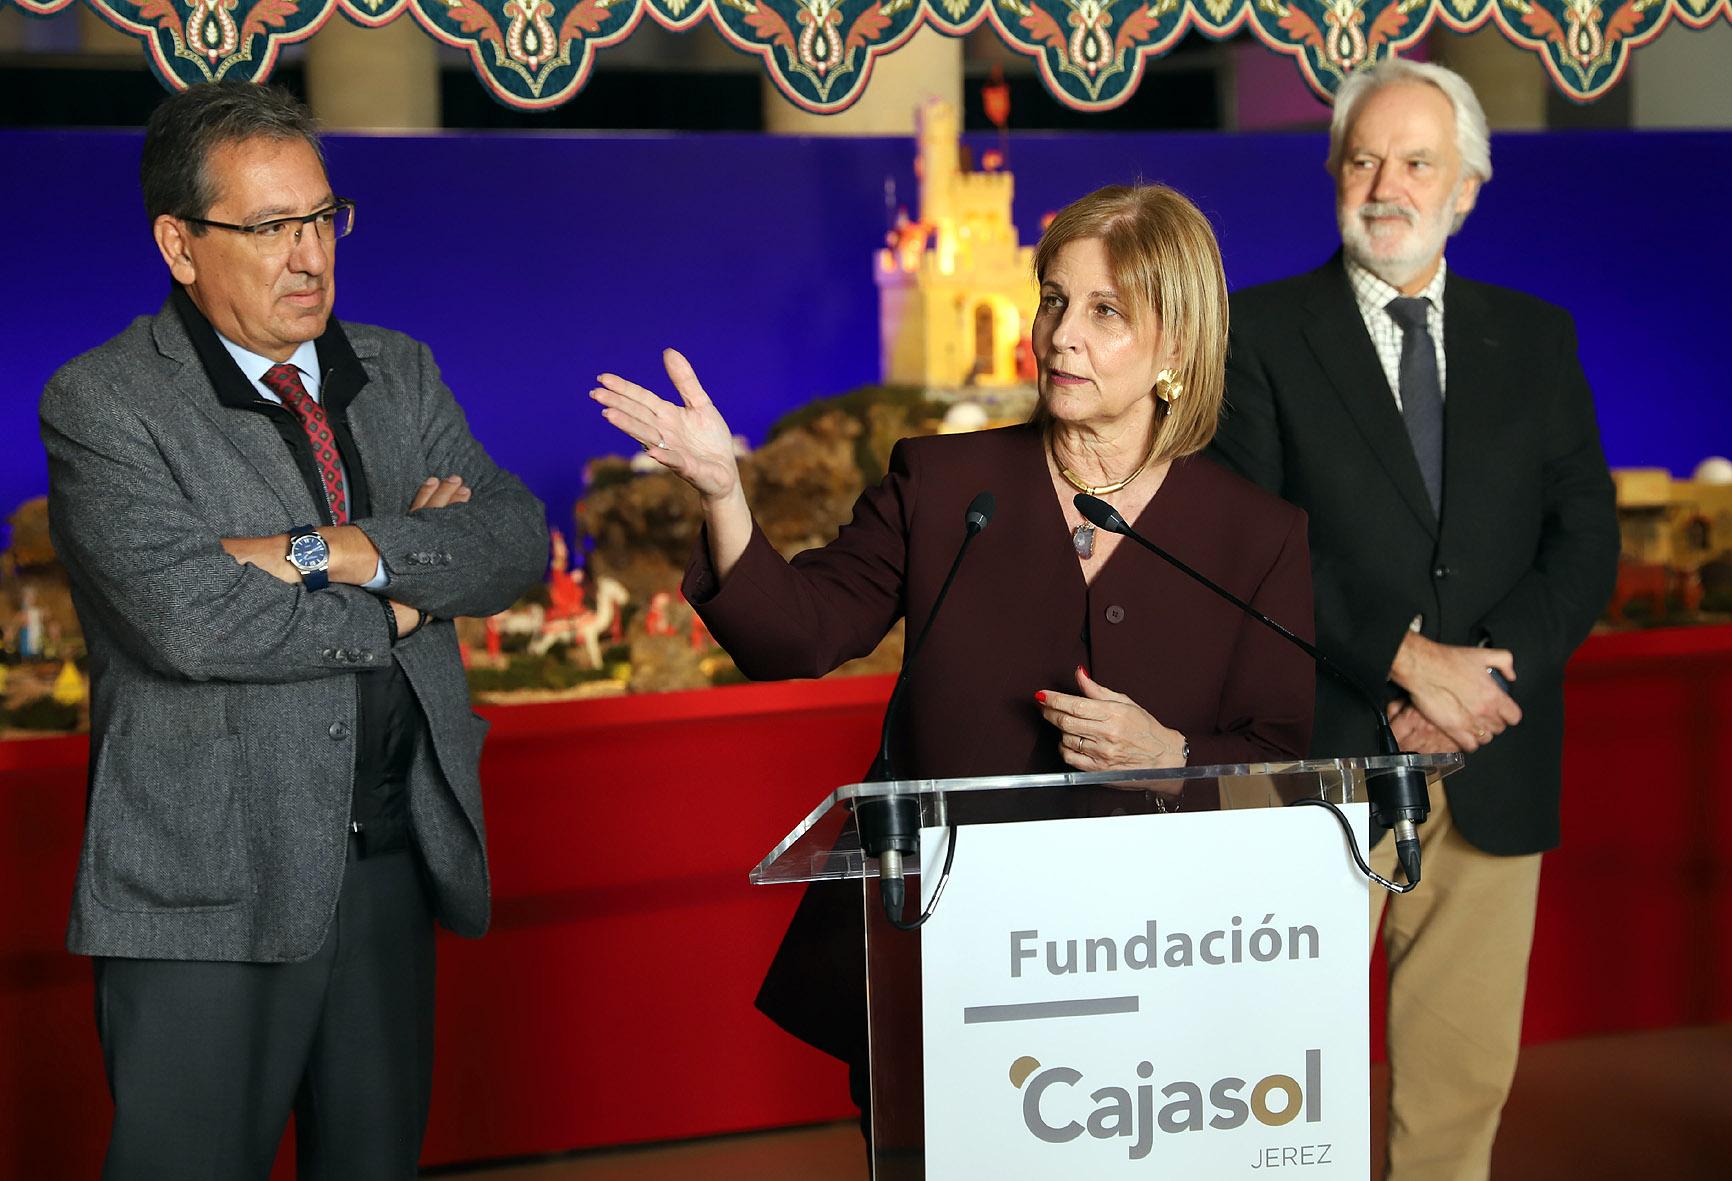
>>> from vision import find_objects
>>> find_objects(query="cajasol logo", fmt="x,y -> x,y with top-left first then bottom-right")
1009,1049 -> 1322,1161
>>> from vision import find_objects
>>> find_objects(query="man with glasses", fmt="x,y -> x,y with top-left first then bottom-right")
40,82 -> 547,1178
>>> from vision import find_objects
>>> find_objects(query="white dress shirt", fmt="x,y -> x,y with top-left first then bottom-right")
1346,257 -> 1448,412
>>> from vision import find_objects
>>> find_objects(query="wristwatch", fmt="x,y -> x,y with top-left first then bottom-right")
286,525 -> 331,591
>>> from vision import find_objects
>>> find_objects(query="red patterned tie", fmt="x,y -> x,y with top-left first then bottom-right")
262,363 -> 349,524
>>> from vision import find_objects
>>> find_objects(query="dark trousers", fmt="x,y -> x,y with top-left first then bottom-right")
94,843 -> 436,1181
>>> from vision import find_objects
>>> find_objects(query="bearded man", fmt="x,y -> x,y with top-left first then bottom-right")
1207,59 -> 1618,1181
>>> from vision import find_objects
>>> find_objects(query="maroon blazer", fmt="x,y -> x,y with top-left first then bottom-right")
685,422 -> 1316,1076
686,423 -> 1315,778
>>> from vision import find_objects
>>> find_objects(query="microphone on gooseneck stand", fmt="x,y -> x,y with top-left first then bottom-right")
859,491 -> 996,927
1072,493 -> 1428,890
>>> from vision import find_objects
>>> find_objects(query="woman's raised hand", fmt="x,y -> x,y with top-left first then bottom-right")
591,348 -> 741,502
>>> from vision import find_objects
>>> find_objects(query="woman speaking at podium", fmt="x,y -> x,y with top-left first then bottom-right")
591,183 -> 1315,1116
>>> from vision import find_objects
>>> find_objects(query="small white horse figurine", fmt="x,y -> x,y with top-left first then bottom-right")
530,576 -> 630,667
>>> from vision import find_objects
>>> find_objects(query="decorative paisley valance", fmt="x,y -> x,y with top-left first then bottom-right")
8,0 -> 1729,112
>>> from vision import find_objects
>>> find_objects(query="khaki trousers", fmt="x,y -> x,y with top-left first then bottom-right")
1369,787 -> 1542,1181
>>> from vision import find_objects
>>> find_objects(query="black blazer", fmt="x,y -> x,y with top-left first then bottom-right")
1209,256 -> 1619,856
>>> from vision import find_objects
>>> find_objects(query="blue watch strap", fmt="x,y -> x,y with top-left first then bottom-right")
288,525 -> 330,591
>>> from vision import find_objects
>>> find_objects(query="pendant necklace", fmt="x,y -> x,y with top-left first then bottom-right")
1053,436 -> 1159,559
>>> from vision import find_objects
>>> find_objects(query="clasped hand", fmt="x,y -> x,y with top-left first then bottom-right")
1037,667 -> 1187,773
1388,633 -> 1521,753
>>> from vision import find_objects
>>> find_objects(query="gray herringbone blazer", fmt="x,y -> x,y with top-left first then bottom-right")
41,299 -> 548,962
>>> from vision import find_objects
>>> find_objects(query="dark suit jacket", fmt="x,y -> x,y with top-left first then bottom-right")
41,298 -> 548,962
1209,256 -> 1619,857
685,422 -> 1316,1065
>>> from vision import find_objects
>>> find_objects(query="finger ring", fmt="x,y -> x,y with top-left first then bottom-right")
1475,728 -> 1488,739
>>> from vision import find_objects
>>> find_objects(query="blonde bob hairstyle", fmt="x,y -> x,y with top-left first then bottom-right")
1031,183 -> 1228,464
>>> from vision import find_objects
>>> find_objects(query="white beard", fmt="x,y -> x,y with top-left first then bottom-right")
1338,181 -> 1462,289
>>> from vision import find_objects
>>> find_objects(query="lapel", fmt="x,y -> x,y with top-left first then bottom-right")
1298,257 -> 1439,538
314,319 -> 370,417
314,321 -> 378,518
155,291 -> 315,522
1439,272 -> 1502,535
329,327 -> 417,518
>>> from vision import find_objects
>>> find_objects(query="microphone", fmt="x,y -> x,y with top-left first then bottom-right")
1074,492 -> 1427,886
860,491 -> 996,923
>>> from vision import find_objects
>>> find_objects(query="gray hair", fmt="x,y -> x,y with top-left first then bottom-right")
1326,58 -> 1492,187
141,82 -> 325,232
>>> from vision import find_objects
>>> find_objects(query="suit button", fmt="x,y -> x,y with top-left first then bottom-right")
322,648 -> 335,659
1104,604 -> 1126,624
1433,565 -> 1452,580
328,722 -> 350,741
334,648 -> 349,661
360,652 -> 375,664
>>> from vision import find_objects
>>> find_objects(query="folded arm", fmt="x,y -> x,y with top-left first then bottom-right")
219,477 -> 478,640
349,340 -> 549,619
42,375 -> 394,684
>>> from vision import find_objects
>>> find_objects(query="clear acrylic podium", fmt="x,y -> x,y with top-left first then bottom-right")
752,754 -> 1462,1179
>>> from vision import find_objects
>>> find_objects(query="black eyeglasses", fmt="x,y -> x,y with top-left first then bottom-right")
181,200 -> 356,258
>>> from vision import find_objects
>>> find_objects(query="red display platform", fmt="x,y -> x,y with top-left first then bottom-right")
3,627 -> 1730,1177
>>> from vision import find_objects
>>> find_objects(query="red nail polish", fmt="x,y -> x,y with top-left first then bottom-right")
1077,665 -> 1089,679
1035,691 -> 1048,704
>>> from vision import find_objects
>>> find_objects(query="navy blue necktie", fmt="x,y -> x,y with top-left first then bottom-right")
1386,297 -> 1444,514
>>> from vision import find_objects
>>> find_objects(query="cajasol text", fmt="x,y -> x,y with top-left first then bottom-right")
1011,1049 -> 1324,1162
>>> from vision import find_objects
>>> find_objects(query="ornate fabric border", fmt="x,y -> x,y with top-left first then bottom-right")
9,0 -> 1730,111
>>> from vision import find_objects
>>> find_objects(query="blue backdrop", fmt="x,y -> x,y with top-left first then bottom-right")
5,128 -> 1728,546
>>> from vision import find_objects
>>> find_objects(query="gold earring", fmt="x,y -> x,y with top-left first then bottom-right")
1154,368 -> 1184,403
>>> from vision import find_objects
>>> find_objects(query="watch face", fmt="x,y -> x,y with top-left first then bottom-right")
289,533 -> 330,570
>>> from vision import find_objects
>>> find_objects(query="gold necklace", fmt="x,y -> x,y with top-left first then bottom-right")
1053,438 -> 1158,496
1051,435 -> 1158,559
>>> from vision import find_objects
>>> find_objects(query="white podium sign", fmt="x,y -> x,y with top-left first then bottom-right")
919,804 -> 1370,1178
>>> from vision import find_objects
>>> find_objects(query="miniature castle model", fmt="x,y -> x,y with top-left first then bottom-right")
876,100 -> 1037,390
